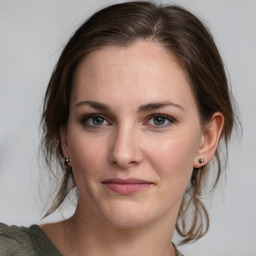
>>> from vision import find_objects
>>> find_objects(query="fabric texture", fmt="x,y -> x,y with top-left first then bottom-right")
0,223 -> 62,256
0,222 -> 184,256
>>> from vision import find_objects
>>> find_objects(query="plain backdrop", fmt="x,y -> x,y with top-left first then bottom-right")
0,0 -> 255,255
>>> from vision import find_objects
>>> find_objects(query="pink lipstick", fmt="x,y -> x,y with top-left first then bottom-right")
102,178 -> 153,194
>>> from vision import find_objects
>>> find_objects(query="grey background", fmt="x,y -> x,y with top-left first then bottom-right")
0,0 -> 255,255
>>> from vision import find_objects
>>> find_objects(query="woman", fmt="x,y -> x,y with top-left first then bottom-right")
0,1 -> 236,255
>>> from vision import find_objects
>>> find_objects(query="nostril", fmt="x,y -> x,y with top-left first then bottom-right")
109,150 -> 143,169
108,130 -> 144,168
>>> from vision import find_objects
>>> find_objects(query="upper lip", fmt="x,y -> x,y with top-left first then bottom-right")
102,178 -> 153,184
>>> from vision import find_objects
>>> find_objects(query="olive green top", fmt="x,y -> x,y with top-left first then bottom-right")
0,222 -> 184,256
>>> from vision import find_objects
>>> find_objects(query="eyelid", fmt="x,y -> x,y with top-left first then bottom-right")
79,112 -> 176,128
80,113 -> 111,127
147,113 -> 176,121
145,113 -> 177,127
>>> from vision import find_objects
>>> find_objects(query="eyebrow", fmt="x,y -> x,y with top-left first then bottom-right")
75,100 -> 110,111
138,102 -> 184,112
75,100 -> 184,112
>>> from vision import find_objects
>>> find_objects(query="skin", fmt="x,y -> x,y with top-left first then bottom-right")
41,41 -> 224,256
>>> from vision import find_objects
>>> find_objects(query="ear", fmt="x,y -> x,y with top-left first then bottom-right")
194,112 -> 224,168
60,126 -> 70,157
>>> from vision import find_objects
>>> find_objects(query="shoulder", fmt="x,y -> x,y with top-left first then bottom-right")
0,222 -> 35,255
176,249 -> 185,256
173,243 -> 185,256
0,222 -> 63,256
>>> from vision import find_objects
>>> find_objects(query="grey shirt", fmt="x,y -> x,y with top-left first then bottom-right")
0,222 -> 184,256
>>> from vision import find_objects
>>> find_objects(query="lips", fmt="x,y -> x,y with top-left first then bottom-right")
102,178 -> 153,194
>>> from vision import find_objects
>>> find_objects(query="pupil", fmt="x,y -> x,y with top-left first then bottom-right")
154,117 -> 165,125
93,117 -> 103,125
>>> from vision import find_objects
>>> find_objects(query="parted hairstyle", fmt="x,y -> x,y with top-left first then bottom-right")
41,1 -> 236,244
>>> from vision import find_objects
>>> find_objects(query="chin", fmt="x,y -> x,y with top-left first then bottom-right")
97,201 -> 159,229
105,214 -> 151,229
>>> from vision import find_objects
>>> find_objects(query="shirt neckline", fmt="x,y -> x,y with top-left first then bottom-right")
28,224 -> 63,255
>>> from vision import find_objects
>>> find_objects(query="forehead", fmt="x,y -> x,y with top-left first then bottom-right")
71,41 -> 196,111
75,41 -> 185,80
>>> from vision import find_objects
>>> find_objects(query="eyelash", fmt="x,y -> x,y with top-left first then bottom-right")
80,113 -> 110,128
146,113 -> 176,128
80,113 -> 176,128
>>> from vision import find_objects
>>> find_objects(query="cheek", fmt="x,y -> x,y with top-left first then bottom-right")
146,131 -> 200,189
67,131 -> 107,183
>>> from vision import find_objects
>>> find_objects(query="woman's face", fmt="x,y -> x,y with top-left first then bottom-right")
62,41 -> 204,229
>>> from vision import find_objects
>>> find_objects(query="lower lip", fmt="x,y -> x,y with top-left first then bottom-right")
103,183 -> 152,194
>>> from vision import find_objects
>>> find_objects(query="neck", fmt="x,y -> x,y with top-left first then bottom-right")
63,204 -> 177,256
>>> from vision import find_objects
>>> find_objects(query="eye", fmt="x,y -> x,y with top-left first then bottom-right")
81,114 -> 110,127
147,114 -> 176,127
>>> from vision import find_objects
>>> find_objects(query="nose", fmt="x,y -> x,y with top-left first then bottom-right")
108,126 -> 144,169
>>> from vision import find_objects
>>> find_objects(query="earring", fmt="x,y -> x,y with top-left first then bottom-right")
198,158 -> 204,164
64,156 -> 72,167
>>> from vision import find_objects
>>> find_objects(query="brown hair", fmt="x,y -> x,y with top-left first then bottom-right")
41,1 -> 236,244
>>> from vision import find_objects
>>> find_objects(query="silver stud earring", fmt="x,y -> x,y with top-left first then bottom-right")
198,158 -> 204,164
64,156 -> 72,167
